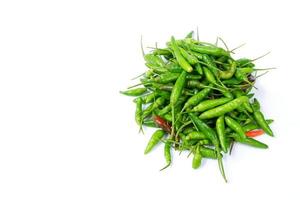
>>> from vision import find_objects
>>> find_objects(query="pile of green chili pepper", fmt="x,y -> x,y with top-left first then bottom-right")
121,31 -> 274,182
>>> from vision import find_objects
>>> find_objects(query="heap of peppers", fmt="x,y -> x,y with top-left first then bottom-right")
121,32 -> 274,182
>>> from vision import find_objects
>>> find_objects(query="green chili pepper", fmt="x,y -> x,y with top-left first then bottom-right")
144,130 -> 165,154
144,54 -> 165,68
163,113 -> 172,122
199,139 -> 212,145
192,146 -> 202,169
242,119 -> 274,132
165,62 -> 183,73
160,140 -> 172,171
170,36 -> 193,72
154,72 -> 180,84
186,80 -> 207,90
185,131 -> 208,140
191,51 -> 204,60
225,116 -> 246,139
189,113 -> 219,146
153,48 -> 172,56
135,97 -> 143,126
153,73 -> 201,84
202,54 -> 218,76
233,89 -> 253,113
143,92 -> 156,104
203,67 -> 217,85
157,104 -> 172,116
216,116 -> 227,153
182,127 -> 197,135
169,98 -> 186,117
188,43 -> 229,57
235,68 -> 253,81
151,83 -> 193,96
142,97 -> 165,119
143,120 -> 157,128
236,58 -> 255,68
220,89 -> 234,99
247,93 -> 255,99
251,98 -> 261,111
179,47 -> 198,65
170,70 -> 187,135
192,97 -> 232,112
219,60 -> 237,79
168,75 -> 187,98
186,74 -> 202,80
223,78 -> 244,85
199,96 -> 249,119
232,134 -> 268,149
195,63 -> 203,75
120,88 -> 147,96
183,87 -> 211,110
199,146 -> 218,159
253,111 -> 274,136
243,123 -> 259,132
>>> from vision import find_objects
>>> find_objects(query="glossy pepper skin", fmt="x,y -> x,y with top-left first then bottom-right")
170,36 -> 193,72
216,116 -> 228,153
232,134 -> 268,149
120,88 -> 147,96
170,71 -> 187,106
192,98 -> 232,112
199,96 -> 249,119
135,97 -> 143,126
188,43 -> 229,57
189,113 -> 219,146
199,146 -> 218,159
192,146 -> 202,169
225,116 -> 246,139
144,130 -> 165,154
160,140 -> 172,171
183,87 -> 211,110
246,129 -> 264,137
170,70 -> 187,136
254,111 -> 274,136
251,99 -> 274,136
219,60 -> 237,79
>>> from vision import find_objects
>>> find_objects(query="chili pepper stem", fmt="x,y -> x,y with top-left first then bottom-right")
160,163 -> 171,171
176,121 -> 192,135
230,43 -> 246,53
131,72 -> 145,80
138,125 -> 145,134
216,77 -> 228,89
187,147 -> 195,158
251,51 -> 271,62
253,67 -> 276,71
229,142 -> 235,155
217,37 -> 229,52
255,71 -> 269,79
217,153 -> 227,183
215,37 -> 219,46
241,52 -> 271,67
127,82 -> 146,89
171,106 -> 175,138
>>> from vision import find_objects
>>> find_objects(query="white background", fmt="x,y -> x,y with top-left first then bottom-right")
0,0 -> 299,199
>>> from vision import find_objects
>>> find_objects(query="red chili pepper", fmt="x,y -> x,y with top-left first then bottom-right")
245,129 -> 264,137
153,115 -> 172,134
